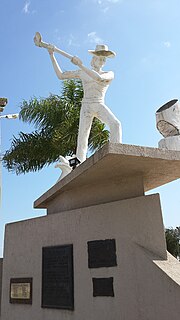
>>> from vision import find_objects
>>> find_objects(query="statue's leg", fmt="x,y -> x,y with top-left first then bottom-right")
97,104 -> 122,143
76,105 -> 93,163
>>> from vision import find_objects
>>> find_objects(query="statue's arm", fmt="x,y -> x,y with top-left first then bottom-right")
49,52 -> 80,80
101,71 -> 114,81
71,56 -> 114,82
80,65 -> 103,81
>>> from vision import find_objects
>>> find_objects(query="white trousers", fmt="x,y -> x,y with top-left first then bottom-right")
76,102 -> 122,162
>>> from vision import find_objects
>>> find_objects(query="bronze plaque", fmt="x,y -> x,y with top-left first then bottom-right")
10,278 -> 32,304
42,245 -> 74,310
88,239 -> 117,268
93,277 -> 114,297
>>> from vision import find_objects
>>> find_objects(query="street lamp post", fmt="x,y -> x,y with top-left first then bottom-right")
0,98 -> 19,205
0,98 -> 8,112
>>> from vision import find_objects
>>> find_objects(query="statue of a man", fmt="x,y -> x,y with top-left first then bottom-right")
48,44 -> 122,163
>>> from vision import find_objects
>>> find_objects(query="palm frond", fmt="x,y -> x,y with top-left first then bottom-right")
3,79 -> 109,174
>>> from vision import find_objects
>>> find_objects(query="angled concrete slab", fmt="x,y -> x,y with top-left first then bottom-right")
34,143 -> 180,212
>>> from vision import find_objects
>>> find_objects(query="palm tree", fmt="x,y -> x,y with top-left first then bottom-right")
3,79 -> 109,174
165,227 -> 180,259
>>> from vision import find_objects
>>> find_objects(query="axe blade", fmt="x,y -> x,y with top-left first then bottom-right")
34,32 -> 42,47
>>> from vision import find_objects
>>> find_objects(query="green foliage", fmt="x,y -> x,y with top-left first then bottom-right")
3,79 -> 109,174
165,227 -> 180,259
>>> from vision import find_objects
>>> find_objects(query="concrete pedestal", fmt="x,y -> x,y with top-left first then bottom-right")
1,143 -> 180,320
0,259 -> 3,316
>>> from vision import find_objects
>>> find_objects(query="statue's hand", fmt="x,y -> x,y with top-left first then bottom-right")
47,44 -> 55,55
71,56 -> 82,66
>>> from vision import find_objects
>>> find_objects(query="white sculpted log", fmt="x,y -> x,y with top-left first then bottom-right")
158,136 -> 180,150
156,99 -> 180,151
54,156 -> 72,182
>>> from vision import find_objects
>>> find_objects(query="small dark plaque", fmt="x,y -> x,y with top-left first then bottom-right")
88,239 -> 117,268
10,278 -> 32,304
42,245 -> 74,310
93,277 -> 114,297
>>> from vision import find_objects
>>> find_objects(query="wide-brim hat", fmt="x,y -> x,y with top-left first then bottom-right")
88,44 -> 116,58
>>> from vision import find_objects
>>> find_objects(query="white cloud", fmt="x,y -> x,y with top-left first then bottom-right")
92,0 -> 122,13
81,0 -> 122,13
53,30 -> 80,48
23,1 -> 30,14
67,34 -> 80,47
107,0 -> 121,3
88,32 -> 104,44
102,6 -> 109,13
163,41 -> 171,48
94,0 -> 122,4
22,1 -> 37,14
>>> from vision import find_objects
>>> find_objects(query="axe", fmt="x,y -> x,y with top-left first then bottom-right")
34,32 -> 73,60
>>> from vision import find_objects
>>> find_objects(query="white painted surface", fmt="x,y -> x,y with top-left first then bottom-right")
35,36 -> 122,163
34,32 -> 73,60
158,135 -> 180,151
54,156 -> 72,182
156,99 -> 180,137
156,99 -> 180,150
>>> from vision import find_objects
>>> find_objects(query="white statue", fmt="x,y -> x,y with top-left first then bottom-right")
34,33 -> 122,165
156,99 -> 180,151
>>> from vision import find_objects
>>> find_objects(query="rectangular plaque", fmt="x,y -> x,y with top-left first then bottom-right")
42,245 -> 74,310
10,278 -> 32,304
93,277 -> 114,297
88,239 -> 117,268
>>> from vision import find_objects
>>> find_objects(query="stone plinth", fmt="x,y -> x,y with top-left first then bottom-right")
1,143 -> 180,320
34,143 -> 180,214
0,258 -> 3,315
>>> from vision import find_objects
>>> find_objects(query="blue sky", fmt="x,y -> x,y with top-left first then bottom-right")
0,0 -> 179,256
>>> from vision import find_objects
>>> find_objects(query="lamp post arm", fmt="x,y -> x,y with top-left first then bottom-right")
0,114 -> 19,119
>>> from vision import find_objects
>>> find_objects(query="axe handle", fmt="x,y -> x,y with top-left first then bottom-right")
53,46 -> 73,60
38,40 -> 73,60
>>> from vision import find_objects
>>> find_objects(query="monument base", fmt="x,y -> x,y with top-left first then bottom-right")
1,143 -> 180,320
0,259 -> 3,316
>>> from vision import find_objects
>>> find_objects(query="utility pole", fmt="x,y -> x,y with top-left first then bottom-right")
0,98 -> 8,112
0,98 -> 19,205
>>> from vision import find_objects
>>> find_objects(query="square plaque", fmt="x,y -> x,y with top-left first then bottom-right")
10,278 -> 32,304
88,239 -> 117,268
42,245 -> 74,310
93,277 -> 114,297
